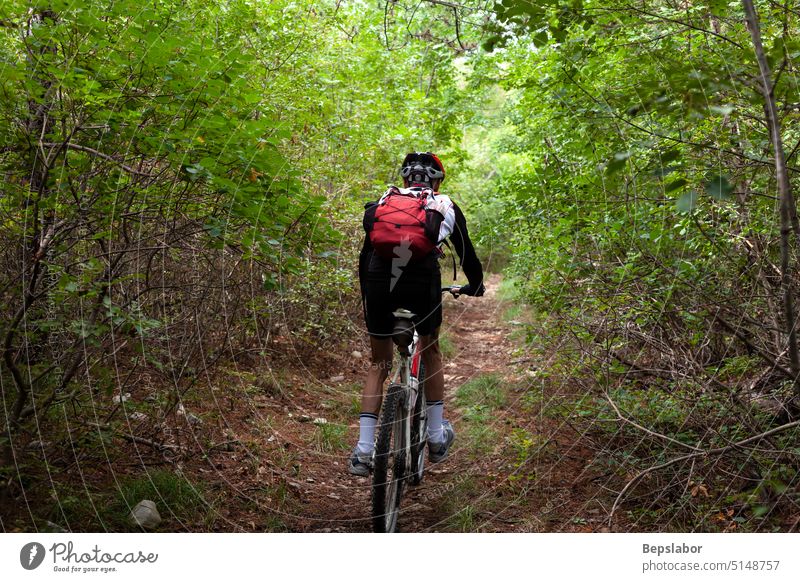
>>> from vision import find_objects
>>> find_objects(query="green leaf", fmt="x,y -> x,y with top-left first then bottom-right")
676,190 -> 699,213
653,166 -> 679,177
482,35 -> 503,52
665,178 -> 688,193
706,0 -> 730,16
752,505 -> 771,518
533,30 -> 549,47
709,105 -> 734,116
606,152 -> 630,174
705,175 -> 734,200
660,149 -> 680,163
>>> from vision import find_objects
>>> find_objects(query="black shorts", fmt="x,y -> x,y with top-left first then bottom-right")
362,255 -> 442,338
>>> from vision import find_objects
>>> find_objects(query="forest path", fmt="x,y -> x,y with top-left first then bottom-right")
251,273 -> 608,532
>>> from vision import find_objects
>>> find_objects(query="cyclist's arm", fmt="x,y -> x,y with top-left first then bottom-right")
448,202 -> 484,294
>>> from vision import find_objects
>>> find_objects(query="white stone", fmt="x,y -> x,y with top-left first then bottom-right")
130,500 -> 161,529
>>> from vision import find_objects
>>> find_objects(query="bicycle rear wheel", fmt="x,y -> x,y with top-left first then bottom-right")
409,362 -> 427,486
372,382 -> 407,533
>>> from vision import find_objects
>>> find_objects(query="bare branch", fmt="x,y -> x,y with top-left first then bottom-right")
40,142 -> 154,177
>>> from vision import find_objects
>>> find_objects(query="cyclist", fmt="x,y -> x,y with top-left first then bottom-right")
349,151 -> 485,476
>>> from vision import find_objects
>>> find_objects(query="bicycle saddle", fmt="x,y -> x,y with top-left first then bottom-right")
391,309 -> 416,355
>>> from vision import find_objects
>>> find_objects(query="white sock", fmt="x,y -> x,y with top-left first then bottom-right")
427,400 -> 444,443
357,413 -> 378,454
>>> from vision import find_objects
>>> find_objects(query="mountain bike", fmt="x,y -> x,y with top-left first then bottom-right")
371,285 -> 463,533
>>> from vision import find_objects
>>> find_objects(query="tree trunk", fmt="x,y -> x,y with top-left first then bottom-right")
742,0 -> 800,406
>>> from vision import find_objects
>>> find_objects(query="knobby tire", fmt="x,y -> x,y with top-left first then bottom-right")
372,382 -> 407,533
409,362 -> 427,486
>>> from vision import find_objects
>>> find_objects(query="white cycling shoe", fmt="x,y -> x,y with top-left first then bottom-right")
428,420 -> 455,463
348,447 -> 373,476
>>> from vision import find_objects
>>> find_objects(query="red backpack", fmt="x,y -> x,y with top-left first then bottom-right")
368,187 -> 438,260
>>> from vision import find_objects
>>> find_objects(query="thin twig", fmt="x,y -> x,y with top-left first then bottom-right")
117,432 -> 179,452
604,392 -> 702,452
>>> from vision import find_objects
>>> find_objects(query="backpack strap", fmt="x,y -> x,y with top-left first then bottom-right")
442,239 -> 457,281
378,186 -> 401,204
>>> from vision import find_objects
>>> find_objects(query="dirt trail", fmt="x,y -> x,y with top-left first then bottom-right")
237,273 -> 610,533
306,274 -> 514,532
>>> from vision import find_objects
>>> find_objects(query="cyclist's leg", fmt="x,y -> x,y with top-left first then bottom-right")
362,335 -> 393,415
418,329 -> 447,444
418,329 -> 443,402
350,335 -> 392,475
351,266 -> 394,475
355,335 -> 392,454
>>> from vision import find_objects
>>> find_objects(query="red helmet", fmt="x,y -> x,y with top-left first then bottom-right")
400,152 -> 445,185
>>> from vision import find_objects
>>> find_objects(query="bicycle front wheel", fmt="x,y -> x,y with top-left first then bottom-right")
372,382 -> 407,533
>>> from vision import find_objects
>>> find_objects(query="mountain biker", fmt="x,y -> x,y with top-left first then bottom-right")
349,151 -> 485,476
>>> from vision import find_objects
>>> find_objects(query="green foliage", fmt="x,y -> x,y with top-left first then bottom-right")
507,427 -> 539,463
51,470 -> 209,531
459,2 -> 800,531
456,373 -> 506,409
439,332 -> 457,359
456,374 -> 507,457
470,0 -> 792,346
438,475 -> 481,531
460,403 -> 499,456
112,470 -> 210,531
443,504 -> 477,532
313,422 -> 348,453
